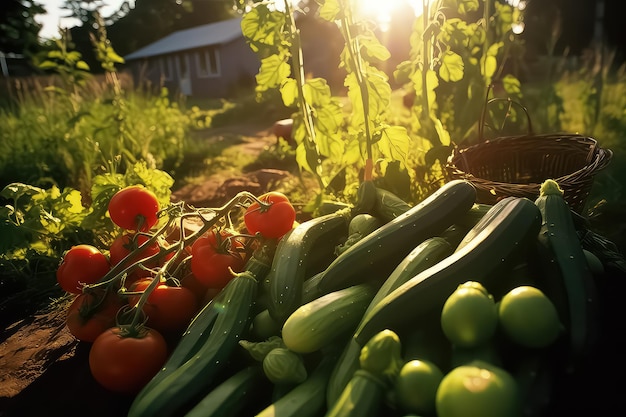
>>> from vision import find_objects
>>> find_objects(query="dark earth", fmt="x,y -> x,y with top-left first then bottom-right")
1,126 -> 626,417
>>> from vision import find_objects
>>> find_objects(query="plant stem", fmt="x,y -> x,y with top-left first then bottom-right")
339,1 -> 373,179
284,0 -> 326,189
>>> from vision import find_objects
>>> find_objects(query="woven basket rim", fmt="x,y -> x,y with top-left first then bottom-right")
446,133 -> 614,182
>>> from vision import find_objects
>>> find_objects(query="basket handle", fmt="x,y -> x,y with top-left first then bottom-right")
478,95 -> 534,141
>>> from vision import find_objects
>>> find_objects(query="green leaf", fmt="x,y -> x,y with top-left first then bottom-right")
38,60 -> 58,69
106,49 -> 125,64
502,74 -> 522,96
303,78 -> 333,107
256,55 -> 291,92
457,0 -> 480,14
358,32 -> 391,62
241,4 -> 286,51
280,78 -> 298,107
375,125 -> 410,165
316,0 -> 342,21
439,51 -> 464,82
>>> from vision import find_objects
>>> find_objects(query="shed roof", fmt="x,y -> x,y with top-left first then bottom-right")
125,17 -> 244,61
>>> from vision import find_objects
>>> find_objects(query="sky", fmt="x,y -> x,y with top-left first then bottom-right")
36,0 -> 130,39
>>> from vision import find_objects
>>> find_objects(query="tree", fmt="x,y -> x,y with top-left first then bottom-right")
0,0 -> 45,56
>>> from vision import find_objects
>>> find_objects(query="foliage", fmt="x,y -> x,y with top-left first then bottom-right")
241,0 -> 412,207
0,0 -> 45,56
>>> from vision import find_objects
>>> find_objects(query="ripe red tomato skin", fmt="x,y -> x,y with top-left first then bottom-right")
191,247 -> 245,289
190,230 -> 246,290
244,191 -> 296,239
109,233 -> 161,268
128,278 -> 199,335
56,244 -> 111,294
66,290 -> 123,342
108,185 -> 160,232
89,326 -> 168,394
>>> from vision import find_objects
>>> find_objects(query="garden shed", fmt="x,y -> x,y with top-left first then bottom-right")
124,17 -> 259,98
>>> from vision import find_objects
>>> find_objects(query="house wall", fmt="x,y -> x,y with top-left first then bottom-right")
126,36 -> 259,98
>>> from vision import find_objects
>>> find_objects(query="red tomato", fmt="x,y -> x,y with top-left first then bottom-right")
128,278 -> 199,335
66,289 -> 123,342
108,185 -> 160,231
244,191 -> 296,239
89,326 -> 168,393
190,233 -> 246,289
109,233 -> 161,270
56,244 -> 111,294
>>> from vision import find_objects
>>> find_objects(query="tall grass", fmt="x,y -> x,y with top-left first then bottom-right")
0,73 -> 189,195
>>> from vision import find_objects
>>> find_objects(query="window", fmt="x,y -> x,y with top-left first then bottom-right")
195,47 -> 220,78
159,56 -> 172,80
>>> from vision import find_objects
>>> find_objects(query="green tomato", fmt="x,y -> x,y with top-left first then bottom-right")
436,360 -> 520,417
394,359 -> 444,415
498,285 -> 563,348
440,281 -> 498,348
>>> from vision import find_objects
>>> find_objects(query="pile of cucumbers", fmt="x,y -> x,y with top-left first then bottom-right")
128,178 -> 609,417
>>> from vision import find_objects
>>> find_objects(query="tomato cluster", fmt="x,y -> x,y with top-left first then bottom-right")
55,186 -> 297,394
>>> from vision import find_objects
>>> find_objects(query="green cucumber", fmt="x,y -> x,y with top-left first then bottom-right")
255,353 -> 339,417
335,213 -> 384,256
534,179 -> 599,367
326,330 -> 403,417
267,209 -> 350,324
354,196 -> 542,346
281,283 -> 376,354
128,252 -> 272,417
352,180 -> 377,215
326,237 -> 454,406
317,180 -> 477,294
371,186 -> 412,222
183,366 -> 265,417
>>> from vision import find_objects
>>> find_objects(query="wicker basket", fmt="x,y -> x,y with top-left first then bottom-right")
446,133 -> 613,213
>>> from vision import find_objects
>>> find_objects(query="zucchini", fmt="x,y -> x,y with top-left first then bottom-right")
317,180 -> 477,294
267,209 -> 350,324
326,237 -> 454,406
354,196 -> 542,346
371,186 -> 412,222
281,283 -> 376,354
534,179 -> 599,366
128,251 -> 272,417
255,353 -> 339,417
326,330 -> 403,417
183,366 -> 266,417
352,180 -> 377,215
335,214 -> 384,256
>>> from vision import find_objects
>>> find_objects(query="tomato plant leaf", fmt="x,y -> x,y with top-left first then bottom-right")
376,125 -> 410,166
256,55 -> 292,93
280,78 -> 298,107
316,0 -> 342,21
439,51 -> 464,82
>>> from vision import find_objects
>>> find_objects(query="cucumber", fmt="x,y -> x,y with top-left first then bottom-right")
255,353 -> 339,417
326,237 -> 454,406
371,186 -> 412,222
267,209 -> 350,324
128,251 -> 272,417
184,366 -> 265,417
335,214 -> 384,256
354,196 -> 542,346
326,330 -> 403,417
534,179 -> 599,367
352,180 -> 377,215
281,283 -> 376,354
317,180 -> 477,294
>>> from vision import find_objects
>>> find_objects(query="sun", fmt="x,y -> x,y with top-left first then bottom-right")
352,0 -> 430,32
